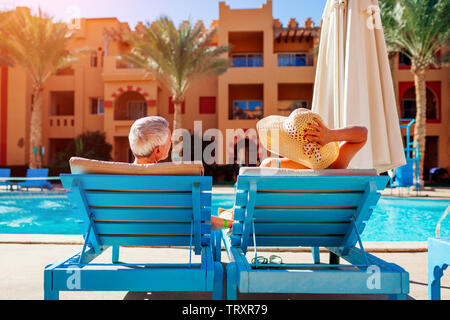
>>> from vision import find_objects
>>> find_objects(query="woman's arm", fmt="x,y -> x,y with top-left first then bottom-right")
305,121 -> 367,145
305,120 -> 368,169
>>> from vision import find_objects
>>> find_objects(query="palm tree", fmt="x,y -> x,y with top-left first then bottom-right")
380,0 -> 449,185
121,17 -> 231,159
0,8 -> 89,168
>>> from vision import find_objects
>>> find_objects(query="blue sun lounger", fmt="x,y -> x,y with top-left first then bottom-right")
222,168 -> 410,300
44,174 -> 222,300
428,205 -> 450,300
0,168 -> 13,191
17,168 -> 52,191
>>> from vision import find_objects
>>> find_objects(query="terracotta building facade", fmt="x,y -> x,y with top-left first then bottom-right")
0,1 -> 448,175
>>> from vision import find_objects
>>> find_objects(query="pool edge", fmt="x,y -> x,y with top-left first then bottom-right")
0,234 -> 428,252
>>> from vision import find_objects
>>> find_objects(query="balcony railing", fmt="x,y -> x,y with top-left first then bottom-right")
116,59 -> 138,69
277,53 -> 314,67
49,115 -> 75,128
102,56 -> 150,82
232,53 -> 263,67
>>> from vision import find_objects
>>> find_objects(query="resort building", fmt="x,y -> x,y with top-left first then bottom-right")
0,1 -> 448,176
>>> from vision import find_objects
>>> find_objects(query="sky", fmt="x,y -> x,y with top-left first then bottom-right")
0,0 -> 328,29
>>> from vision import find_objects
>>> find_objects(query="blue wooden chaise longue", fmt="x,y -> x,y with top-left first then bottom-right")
0,168 -> 13,191
17,168 -> 52,191
428,204 -> 450,300
44,158 -> 223,299
220,167 -> 410,300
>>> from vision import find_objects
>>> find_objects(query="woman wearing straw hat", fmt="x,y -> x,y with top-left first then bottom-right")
212,108 -> 368,230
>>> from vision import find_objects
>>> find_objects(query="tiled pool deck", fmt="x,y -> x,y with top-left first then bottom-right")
0,185 -> 448,300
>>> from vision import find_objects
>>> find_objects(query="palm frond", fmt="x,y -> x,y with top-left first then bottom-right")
0,8 -> 92,86
380,0 -> 450,70
121,16 -> 231,99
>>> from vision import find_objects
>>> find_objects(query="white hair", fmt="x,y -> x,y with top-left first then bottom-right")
128,116 -> 169,158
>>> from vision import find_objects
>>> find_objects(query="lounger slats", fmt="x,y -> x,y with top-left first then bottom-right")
231,175 -> 389,251
90,207 -> 210,222
235,192 -> 364,208
230,235 -> 344,247
232,222 -> 350,235
99,235 -> 211,247
46,174 -> 221,300
0,169 -> 12,188
222,173 -> 409,300
60,174 -> 212,250
84,191 -> 211,208
237,176 -> 387,191
0,168 -> 11,179
60,174 -> 212,192
235,208 -> 356,222
94,222 -> 211,235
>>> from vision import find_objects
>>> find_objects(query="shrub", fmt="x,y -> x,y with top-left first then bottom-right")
54,131 -> 112,167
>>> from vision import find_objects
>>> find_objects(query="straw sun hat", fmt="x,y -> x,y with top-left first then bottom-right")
257,108 -> 339,169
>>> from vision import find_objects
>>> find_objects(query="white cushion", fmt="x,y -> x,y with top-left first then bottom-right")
239,167 -> 377,176
69,157 -> 204,176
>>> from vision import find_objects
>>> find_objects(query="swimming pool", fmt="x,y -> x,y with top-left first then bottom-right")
0,194 -> 448,241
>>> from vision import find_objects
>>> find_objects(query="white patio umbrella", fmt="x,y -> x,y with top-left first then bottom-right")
312,0 -> 406,173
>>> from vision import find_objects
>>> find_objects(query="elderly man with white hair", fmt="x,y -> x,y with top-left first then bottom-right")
128,116 -> 172,164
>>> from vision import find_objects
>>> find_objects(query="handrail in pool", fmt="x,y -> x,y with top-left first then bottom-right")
0,177 -> 61,181
436,204 -> 450,238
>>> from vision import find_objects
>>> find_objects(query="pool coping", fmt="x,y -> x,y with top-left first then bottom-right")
0,234 -> 428,252
0,189 -> 445,252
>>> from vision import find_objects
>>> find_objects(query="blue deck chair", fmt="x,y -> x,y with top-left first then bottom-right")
222,168 -> 410,300
0,168 -> 13,191
17,168 -> 52,191
44,174 -> 222,300
428,205 -> 450,300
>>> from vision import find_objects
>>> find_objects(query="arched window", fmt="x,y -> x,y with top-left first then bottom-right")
114,91 -> 147,120
401,86 -> 438,120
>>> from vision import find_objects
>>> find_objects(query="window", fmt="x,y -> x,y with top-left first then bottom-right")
231,100 -> 263,120
55,67 -> 74,75
400,85 -> 439,121
278,100 -> 308,114
90,98 -> 104,115
169,97 -> 185,114
278,53 -> 311,67
127,101 -> 147,120
90,53 -> 98,68
232,53 -> 263,67
199,97 -> 216,114
247,54 -> 263,67
399,53 -> 411,66
401,98 -> 438,120
401,99 -> 416,119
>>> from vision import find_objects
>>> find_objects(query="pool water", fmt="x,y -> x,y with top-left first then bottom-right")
0,194 -> 448,241
0,195 -> 81,235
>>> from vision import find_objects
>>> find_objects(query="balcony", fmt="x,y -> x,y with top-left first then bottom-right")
229,84 -> 264,120
102,56 -> 152,82
277,83 -> 313,116
232,53 -> 263,68
116,59 -> 138,69
48,115 -> 76,138
277,53 -> 314,67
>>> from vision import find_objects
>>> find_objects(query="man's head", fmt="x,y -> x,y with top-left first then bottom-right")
128,116 -> 172,164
